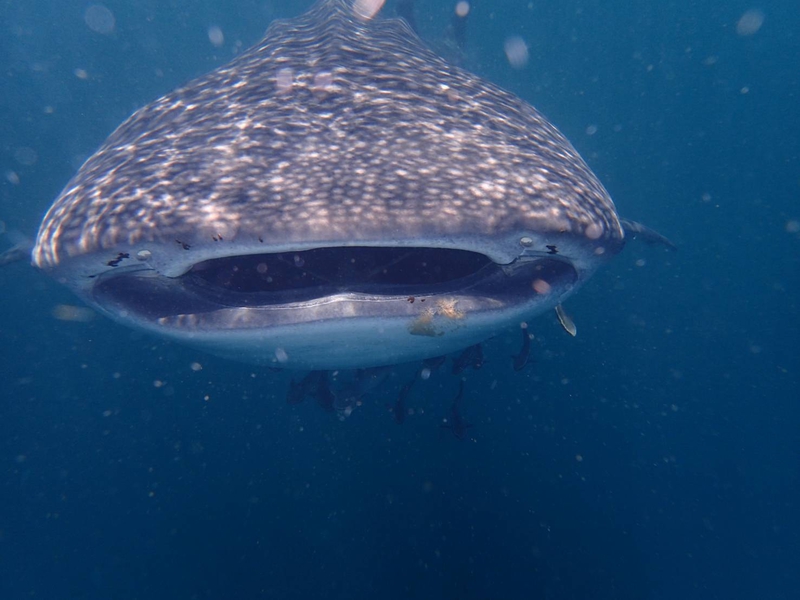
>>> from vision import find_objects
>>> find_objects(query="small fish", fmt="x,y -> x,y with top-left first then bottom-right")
313,375 -> 336,412
286,370 -> 334,411
353,365 -> 392,391
441,381 -> 471,440
331,366 -> 391,419
421,355 -> 447,371
555,304 -> 577,337
330,382 -> 361,418
391,379 -> 415,424
512,326 -> 533,371
452,344 -> 485,375
286,377 -> 308,405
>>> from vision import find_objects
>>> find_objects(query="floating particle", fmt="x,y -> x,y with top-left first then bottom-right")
353,0 -> 385,21
504,36 -> 529,69
14,147 -> 38,166
84,4 -> 116,35
208,25 -> 224,48
736,9 -> 765,37
52,304 -> 94,322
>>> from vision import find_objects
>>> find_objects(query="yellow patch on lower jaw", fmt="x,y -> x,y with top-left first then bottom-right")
407,297 -> 466,337
408,311 -> 440,336
435,298 -> 465,320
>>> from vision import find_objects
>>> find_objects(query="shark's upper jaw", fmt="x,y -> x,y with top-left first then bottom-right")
86,242 -> 583,369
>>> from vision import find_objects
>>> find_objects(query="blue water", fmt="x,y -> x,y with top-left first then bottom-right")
1,1 -> 798,598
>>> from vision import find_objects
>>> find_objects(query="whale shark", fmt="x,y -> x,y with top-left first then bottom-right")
29,0 -> 670,369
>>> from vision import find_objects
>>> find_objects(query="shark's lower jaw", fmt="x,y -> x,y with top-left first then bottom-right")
90,246 -> 579,369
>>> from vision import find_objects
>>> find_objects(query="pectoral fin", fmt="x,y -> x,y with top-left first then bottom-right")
620,219 -> 676,251
555,304 -> 577,337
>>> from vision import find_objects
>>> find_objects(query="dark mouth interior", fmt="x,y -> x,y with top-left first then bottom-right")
189,247 -> 493,294
93,246 -> 577,318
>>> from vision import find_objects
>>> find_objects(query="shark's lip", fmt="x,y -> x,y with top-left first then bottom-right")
91,246 -> 578,330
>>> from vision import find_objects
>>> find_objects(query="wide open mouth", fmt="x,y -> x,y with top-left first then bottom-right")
93,246 -> 578,322
188,247 -> 494,301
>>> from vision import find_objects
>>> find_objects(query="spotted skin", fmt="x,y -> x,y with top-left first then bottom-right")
33,0 -> 622,274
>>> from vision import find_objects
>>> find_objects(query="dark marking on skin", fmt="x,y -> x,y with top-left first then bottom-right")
107,252 -> 130,267
546,245 -> 559,255
176,240 -> 191,250
407,296 -> 415,303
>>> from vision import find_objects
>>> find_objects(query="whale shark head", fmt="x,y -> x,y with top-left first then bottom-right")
32,0 -> 624,369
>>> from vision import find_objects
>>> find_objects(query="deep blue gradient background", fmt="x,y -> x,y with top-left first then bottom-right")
1,1 -> 798,598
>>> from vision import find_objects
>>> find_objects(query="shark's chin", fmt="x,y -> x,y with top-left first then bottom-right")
90,246 -> 578,369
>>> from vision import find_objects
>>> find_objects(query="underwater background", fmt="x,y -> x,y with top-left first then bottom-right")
1,1 -> 798,598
